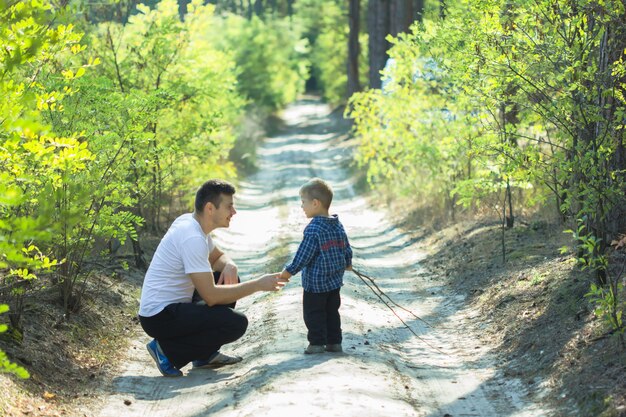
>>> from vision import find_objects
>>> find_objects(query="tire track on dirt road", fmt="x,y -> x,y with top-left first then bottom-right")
97,96 -> 549,417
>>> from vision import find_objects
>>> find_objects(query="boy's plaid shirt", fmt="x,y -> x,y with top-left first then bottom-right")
285,215 -> 352,293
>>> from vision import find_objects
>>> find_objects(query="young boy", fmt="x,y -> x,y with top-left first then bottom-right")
279,178 -> 353,354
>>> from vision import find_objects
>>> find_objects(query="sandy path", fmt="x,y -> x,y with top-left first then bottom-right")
97,96 -> 548,417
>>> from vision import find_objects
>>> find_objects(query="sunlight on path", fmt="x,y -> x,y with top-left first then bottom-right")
98,96 -> 548,417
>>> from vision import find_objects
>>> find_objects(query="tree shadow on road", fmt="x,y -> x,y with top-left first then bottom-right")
346,220 -> 594,415
185,354 -> 336,416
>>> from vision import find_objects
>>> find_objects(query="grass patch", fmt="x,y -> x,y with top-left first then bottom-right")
0,268 -> 142,416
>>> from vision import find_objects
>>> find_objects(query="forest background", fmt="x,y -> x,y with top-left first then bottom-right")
1,0 -> 625,415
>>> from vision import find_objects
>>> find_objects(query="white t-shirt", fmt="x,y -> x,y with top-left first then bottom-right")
139,213 -> 215,317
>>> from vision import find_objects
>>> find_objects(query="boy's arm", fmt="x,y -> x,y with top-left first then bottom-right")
284,231 -> 319,276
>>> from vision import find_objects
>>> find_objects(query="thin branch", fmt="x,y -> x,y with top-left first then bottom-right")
352,268 -> 452,356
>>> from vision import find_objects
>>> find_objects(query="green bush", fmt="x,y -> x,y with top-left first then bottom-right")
0,306 -> 29,379
310,2 -> 347,105
295,0 -> 367,105
1,0 -> 88,323
208,14 -> 309,110
1,0 -> 247,320
348,0 -> 626,240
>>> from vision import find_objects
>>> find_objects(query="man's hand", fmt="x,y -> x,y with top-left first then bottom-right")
257,273 -> 288,292
218,263 -> 239,285
210,248 -> 238,285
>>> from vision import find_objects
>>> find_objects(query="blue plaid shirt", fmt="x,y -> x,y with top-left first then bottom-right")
285,215 -> 352,293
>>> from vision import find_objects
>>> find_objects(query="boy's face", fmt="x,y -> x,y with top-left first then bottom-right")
300,193 -> 319,218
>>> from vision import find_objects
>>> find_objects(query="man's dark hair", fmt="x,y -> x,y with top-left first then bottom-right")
195,179 -> 236,212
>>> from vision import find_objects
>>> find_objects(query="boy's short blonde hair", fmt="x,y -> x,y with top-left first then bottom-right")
300,178 -> 333,209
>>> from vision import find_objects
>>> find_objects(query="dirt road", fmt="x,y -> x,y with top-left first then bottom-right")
96,97 -> 549,417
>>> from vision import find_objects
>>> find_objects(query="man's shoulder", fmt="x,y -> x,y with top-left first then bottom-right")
167,214 -> 205,241
170,212 -> 194,227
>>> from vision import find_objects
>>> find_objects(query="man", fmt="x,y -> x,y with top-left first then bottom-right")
138,179 -> 287,377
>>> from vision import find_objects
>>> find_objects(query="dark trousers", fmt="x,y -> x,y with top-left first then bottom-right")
138,272 -> 247,369
303,288 -> 342,346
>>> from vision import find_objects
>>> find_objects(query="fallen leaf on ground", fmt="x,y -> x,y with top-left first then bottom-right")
43,391 -> 56,401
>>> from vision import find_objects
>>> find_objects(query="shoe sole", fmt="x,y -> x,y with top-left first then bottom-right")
194,363 -> 230,369
325,347 -> 343,352
193,353 -> 243,369
147,343 -> 182,377
194,359 -> 242,369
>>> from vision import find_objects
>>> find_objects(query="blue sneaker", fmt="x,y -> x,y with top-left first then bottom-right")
192,351 -> 242,369
146,339 -> 183,377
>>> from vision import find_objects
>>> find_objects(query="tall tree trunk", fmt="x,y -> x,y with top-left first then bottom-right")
414,0 -> 424,22
368,0 -> 390,89
588,20 -> 626,284
601,22 -> 626,241
254,0 -> 263,17
500,2 -> 519,229
390,0 -> 413,36
571,13 -> 622,285
348,0 -> 361,96
227,0 -> 238,13
368,0 -> 419,89
178,0 -> 191,19
506,179 -> 514,228
128,139 -> 147,270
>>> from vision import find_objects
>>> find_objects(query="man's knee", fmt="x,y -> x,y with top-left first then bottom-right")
212,306 -> 247,339
230,310 -> 248,339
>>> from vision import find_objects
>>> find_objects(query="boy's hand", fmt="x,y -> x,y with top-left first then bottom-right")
278,269 -> 292,281
346,265 -> 353,271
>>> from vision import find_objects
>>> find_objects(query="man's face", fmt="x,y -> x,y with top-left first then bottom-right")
212,194 -> 236,227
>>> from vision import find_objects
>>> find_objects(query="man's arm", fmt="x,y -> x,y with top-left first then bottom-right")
190,271 -> 286,306
209,246 -> 238,285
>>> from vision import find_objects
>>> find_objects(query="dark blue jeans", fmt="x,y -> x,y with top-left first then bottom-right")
303,288 -> 342,345
138,272 -> 247,368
